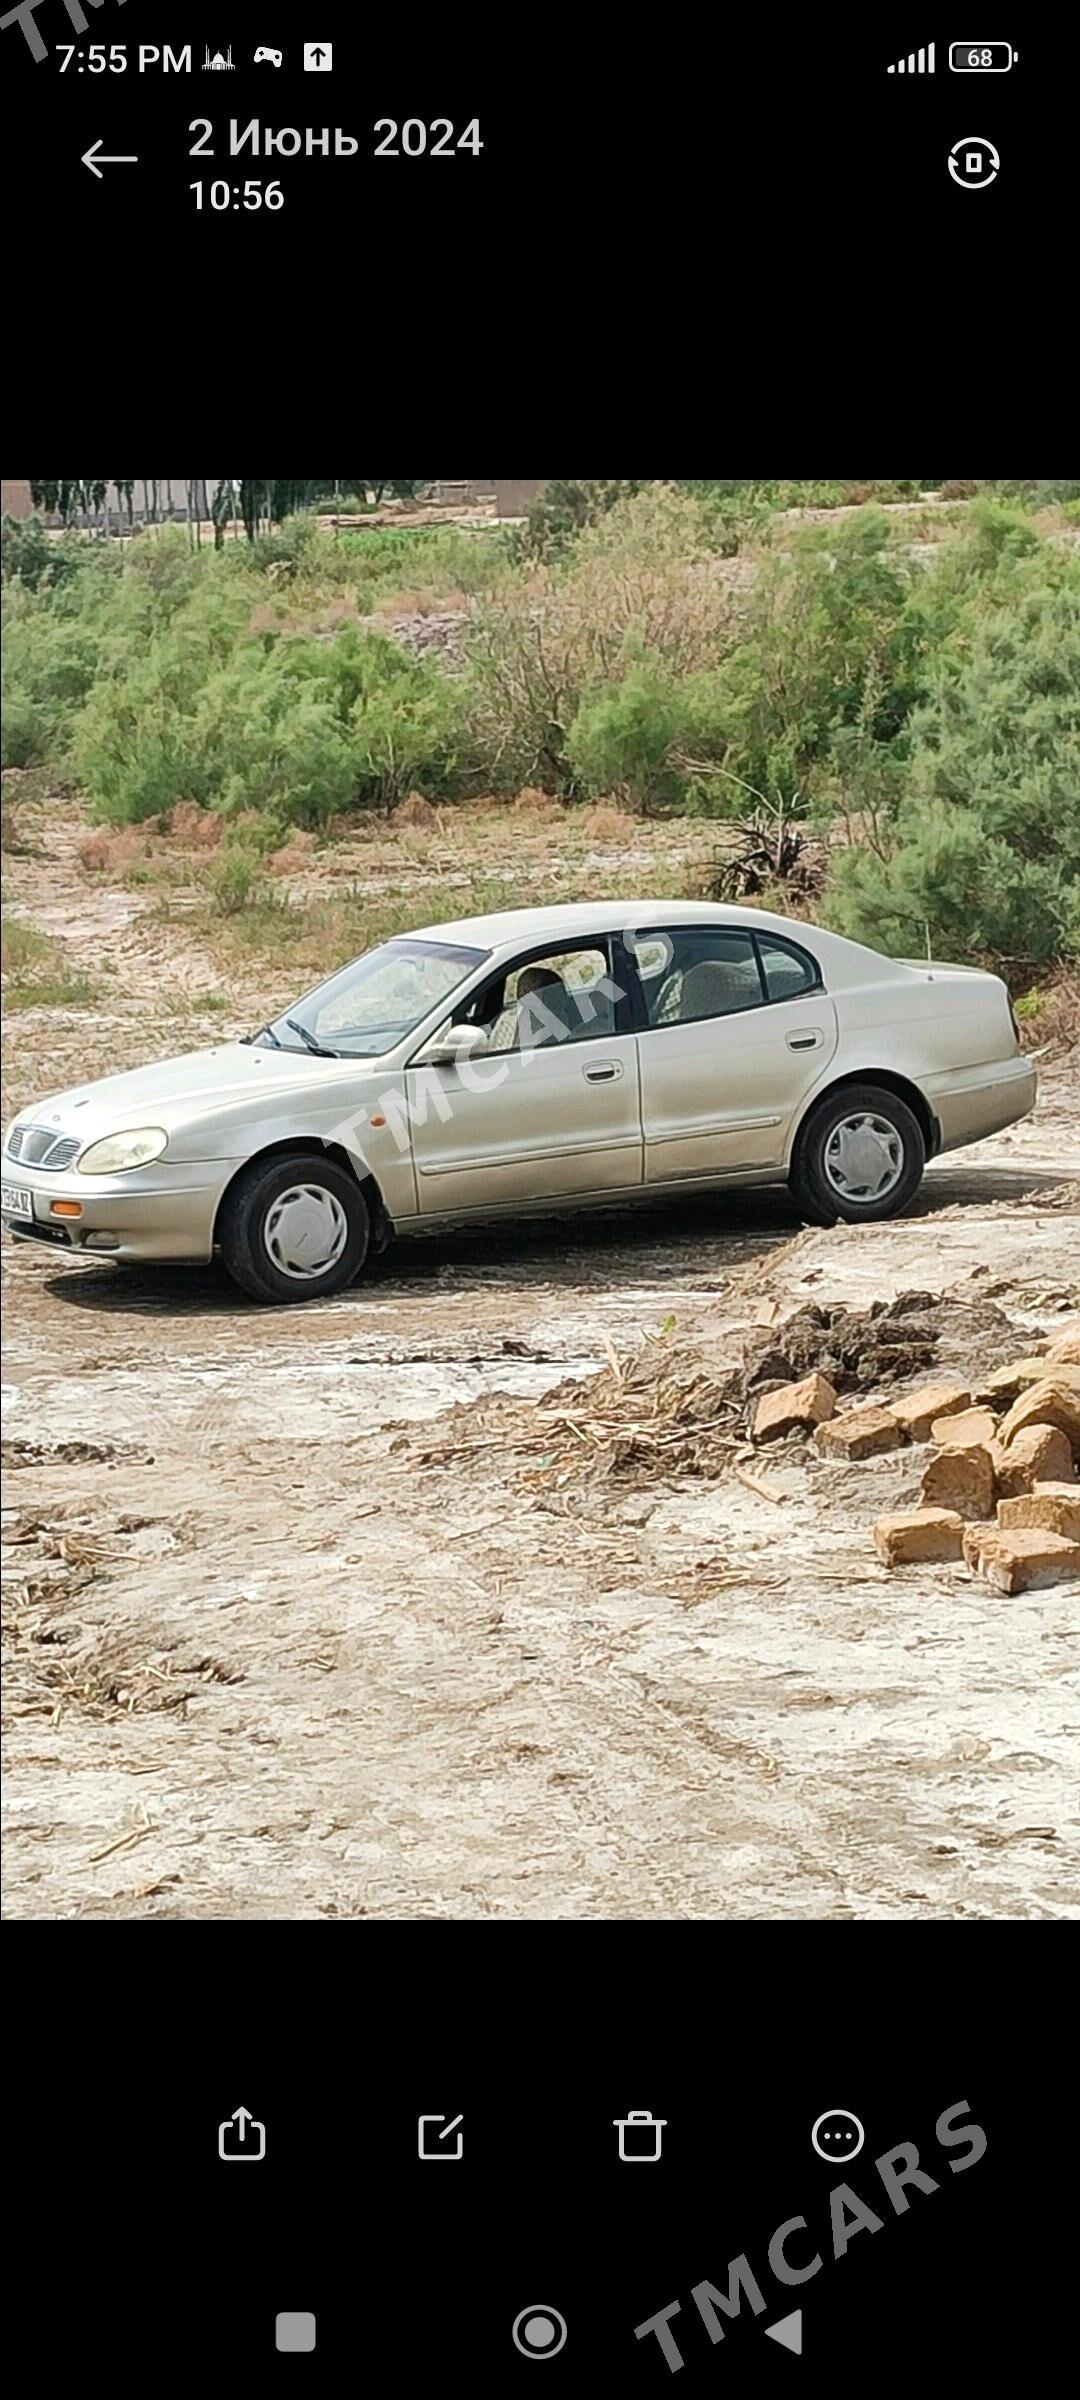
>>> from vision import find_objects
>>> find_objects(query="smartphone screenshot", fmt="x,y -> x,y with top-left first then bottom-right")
2,6 -> 1076,2380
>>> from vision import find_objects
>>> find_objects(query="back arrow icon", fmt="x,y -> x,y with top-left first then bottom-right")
82,140 -> 139,179
764,2310 -> 803,2356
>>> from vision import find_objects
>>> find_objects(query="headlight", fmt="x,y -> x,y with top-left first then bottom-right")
76,1128 -> 169,1175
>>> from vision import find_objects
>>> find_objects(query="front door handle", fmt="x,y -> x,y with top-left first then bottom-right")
583,1060 -> 623,1082
787,1030 -> 824,1051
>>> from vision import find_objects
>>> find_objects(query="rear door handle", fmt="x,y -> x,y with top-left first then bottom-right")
584,1060 -> 623,1082
787,1030 -> 824,1051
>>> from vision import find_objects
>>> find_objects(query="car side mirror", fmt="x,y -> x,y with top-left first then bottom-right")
412,1022 -> 491,1069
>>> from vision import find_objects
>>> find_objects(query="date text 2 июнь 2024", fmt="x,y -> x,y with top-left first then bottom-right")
189,116 -> 483,169
188,119 -> 483,203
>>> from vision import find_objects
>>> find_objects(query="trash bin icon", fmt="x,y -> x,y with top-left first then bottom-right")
614,2108 -> 666,2163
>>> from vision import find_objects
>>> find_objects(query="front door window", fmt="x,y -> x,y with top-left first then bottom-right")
476,945 -> 617,1051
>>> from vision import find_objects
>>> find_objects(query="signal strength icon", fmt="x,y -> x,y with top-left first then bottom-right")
887,41 -> 936,72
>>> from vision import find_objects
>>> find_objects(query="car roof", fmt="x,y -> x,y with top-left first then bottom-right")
410,898 -> 796,946
405,897 -> 901,981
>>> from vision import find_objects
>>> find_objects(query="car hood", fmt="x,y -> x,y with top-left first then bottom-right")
7,1042 -> 379,1145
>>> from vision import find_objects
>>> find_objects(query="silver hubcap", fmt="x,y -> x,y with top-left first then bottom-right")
823,1112 -> 905,1203
263,1183 -> 349,1280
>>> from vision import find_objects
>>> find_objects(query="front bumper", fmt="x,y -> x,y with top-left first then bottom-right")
1,1156 -> 232,1263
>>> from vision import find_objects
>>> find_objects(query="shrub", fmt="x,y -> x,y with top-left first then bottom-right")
1,582 -> 111,765
704,511 -> 921,804
1,912 -> 95,1008
204,845 -> 270,915
76,619 -> 470,827
826,569 -> 1080,964
1,515 -> 78,592
517,480 -> 653,558
1,692 -> 51,767
465,486 -> 738,793
565,650 -> 734,811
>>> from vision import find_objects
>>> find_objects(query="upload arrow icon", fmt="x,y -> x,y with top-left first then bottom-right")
218,2105 -> 266,2161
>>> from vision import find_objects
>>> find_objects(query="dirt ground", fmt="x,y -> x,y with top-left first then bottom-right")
3,803 -> 1079,1920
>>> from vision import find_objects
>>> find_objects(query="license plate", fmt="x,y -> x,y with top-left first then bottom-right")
1,1184 -> 34,1220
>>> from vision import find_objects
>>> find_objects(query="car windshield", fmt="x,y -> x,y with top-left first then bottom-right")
260,936 -> 489,1058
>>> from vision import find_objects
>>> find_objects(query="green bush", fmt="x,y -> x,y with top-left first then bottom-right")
76,619 -> 470,826
826,570 -> 1080,964
6,483 -> 1076,979
204,844 -> 270,915
2,581 -> 110,765
565,650 -> 732,811
1,515 -> 79,592
466,486 -> 738,793
706,511 -> 921,803
1,691 -> 50,768
517,480 -> 653,558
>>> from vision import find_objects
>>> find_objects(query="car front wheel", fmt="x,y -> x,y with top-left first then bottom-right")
789,1083 -> 926,1227
219,1152 -> 370,1303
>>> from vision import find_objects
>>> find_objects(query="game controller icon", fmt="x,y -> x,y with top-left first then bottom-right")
254,48 -> 283,66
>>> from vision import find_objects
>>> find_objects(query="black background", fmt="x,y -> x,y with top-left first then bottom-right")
4,4 -> 1076,2383
22,1927 -> 1072,2378
2,4 -> 1075,438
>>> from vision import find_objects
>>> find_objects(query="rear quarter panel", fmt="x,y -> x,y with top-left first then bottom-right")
830,969 -> 1014,1078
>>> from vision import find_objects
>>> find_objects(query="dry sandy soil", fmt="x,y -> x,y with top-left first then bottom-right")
3,800 -> 1079,1919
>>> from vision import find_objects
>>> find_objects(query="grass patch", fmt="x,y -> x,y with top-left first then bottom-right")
1015,971 -> 1080,1055
1,912 -> 96,1009
194,850 -> 701,985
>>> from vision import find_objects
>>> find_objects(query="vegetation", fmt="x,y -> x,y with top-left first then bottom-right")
3,479 -> 1077,973
1,914 -> 96,1010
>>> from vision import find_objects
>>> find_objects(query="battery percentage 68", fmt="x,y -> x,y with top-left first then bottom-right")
949,43 -> 1019,70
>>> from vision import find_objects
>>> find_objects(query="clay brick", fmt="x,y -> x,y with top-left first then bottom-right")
975,1358 -> 1080,1406
1044,1326 -> 1080,1367
967,1528 -> 1080,1595
994,1423 -> 1075,1496
997,1484 -> 1080,1540
886,1384 -> 970,1442
753,1371 -> 836,1442
920,1444 -> 996,1520
997,1375 -> 1080,1453
974,1363 -> 1038,1407
930,1407 -> 998,1450
874,1509 -> 965,1566
815,1407 -> 907,1461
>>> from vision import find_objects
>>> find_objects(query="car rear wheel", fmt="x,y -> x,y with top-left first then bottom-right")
219,1152 -> 369,1303
789,1083 -> 926,1227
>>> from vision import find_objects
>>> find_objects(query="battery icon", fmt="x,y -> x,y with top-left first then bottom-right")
949,42 -> 1018,70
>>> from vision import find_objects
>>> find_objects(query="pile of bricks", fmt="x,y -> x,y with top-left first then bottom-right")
751,1327 -> 1080,1593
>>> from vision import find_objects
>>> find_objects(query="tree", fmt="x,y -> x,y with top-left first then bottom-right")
827,565 -> 1080,964
211,479 -> 238,551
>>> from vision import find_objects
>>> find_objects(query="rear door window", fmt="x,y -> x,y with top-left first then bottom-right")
634,929 -> 763,1026
754,934 -> 821,1003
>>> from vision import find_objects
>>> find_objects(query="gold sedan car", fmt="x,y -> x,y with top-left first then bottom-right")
2,901 -> 1036,1304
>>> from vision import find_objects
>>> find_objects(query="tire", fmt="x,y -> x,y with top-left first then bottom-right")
219,1151 -> 370,1304
789,1083 -> 926,1227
